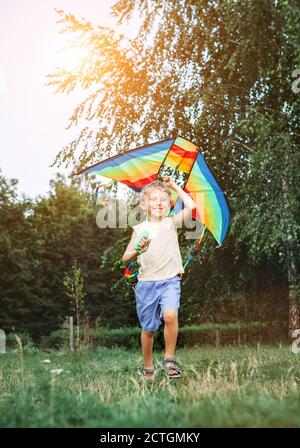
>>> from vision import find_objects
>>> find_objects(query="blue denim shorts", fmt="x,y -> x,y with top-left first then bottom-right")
134,274 -> 181,332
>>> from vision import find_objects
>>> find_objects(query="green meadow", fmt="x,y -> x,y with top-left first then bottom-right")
1,344 -> 300,428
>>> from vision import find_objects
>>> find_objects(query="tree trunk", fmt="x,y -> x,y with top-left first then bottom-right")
76,299 -> 80,349
282,175 -> 300,337
288,252 -> 300,337
69,316 -> 74,352
215,329 -> 220,347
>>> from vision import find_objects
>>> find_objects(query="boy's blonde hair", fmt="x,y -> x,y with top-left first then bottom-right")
140,180 -> 171,204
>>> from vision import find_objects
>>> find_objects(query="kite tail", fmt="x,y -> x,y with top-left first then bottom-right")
124,262 -> 139,279
183,225 -> 207,270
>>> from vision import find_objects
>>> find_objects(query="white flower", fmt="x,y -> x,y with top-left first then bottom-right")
50,368 -> 64,375
42,359 -> 51,363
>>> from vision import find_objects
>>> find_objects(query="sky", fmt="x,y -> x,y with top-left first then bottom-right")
0,0 -> 139,200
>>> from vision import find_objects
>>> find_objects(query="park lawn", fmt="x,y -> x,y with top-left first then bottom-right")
0,344 -> 299,428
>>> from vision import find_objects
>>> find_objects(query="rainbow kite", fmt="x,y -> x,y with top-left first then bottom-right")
75,136 -> 231,273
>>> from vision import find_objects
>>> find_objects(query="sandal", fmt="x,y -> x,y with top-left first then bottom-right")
162,356 -> 182,379
139,362 -> 158,383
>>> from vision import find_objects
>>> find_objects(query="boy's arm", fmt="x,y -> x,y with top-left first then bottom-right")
162,176 -> 196,229
122,230 -> 139,264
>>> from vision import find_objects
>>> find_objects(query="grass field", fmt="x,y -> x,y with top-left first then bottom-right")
0,344 -> 300,428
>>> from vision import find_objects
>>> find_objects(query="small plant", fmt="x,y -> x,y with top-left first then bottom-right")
63,260 -> 86,350
15,334 -> 25,389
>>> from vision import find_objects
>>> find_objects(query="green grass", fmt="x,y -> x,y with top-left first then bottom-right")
0,344 -> 300,427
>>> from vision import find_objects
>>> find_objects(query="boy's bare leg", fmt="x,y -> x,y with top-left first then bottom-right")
163,310 -> 179,375
141,330 -> 155,368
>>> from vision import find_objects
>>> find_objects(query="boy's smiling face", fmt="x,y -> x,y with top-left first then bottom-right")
142,188 -> 170,221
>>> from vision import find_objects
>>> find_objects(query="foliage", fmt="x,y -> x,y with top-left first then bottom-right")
46,0 -> 300,309
0,171 -> 121,338
1,1 -> 300,338
39,321 -> 286,350
63,260 -> 87,348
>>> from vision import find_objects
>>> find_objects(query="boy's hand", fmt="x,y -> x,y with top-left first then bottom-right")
137,236 -> 151,253
134,231 -> 151,254
162,175 -> 178,191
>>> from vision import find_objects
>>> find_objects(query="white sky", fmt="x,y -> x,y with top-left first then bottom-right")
0,0 -> 139,200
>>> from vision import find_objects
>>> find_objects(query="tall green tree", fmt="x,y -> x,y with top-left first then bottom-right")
47,0 -> 300,334
0,172 -> 122,338
0,171 -> 36,333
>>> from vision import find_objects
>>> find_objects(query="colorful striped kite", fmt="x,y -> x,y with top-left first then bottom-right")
75,136 -> 230,248
76,136 -> 230,278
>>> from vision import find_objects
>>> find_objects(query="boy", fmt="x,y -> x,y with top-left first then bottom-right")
122,176 -> 196,381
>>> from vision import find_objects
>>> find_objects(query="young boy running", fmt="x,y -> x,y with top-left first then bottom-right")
122,176 -> 196,381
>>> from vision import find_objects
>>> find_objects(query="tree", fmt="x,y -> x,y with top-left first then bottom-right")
0,171 -> 122,338
63,260 -> 86,348
46,0 -> 300,335
0,170 -> 36,334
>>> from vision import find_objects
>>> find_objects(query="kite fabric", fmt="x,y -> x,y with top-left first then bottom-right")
75,136 -> 230,247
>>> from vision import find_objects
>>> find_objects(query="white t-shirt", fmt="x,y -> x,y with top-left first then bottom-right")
132,217 -> 185,281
